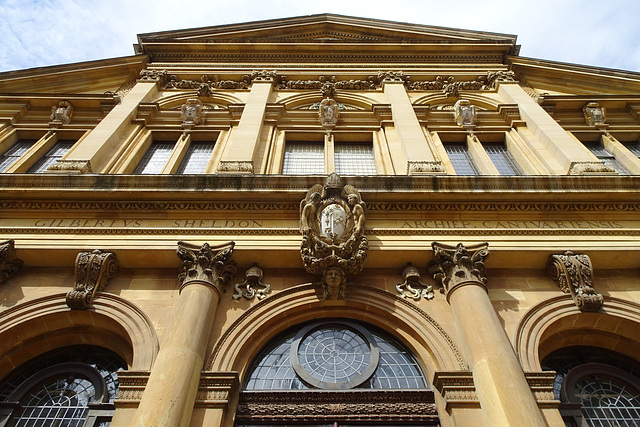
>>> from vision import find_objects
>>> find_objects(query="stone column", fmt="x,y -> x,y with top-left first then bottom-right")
380,72 -> 444,175
496,80 -> 608,175
430,242 -> 545,427
131,241 -> 236,427
49,70 -> 163,173
217,71 -> 275,173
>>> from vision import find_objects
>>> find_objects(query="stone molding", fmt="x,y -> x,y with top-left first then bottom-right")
547,251 -> 603,312
0,239 -> 23,285
46,160 -> 93,174
66,249 -> 118,310
177,241 -> 237,293
429,242 -> 489,301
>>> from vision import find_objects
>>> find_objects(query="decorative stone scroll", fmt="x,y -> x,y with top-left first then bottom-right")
454,99 -> 476,128
49,100 -> 74,125
66,249 -> 118,309
0,239 -> 23,285
547,251 -> 603,312
233,264 -> 271,300
177,241 -> 237,293
583,102 -> 607,126
396,263 -> 434,301
300,173 -> 368,299
429,242 -> 489,299
181,98 -> 203,128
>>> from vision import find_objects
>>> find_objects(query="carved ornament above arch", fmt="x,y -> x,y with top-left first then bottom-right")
156,92 -> 242,110
279,91 -> 375,111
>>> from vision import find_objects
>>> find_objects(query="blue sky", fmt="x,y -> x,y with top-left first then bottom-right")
1,0 -> 639,73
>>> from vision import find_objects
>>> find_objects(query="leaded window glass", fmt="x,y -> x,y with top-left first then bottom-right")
444,143 -> 478,175
483,143 -> 522,175
584,142 -> 630,175
0,140 -> 36,172
624,141 -> 640,158
176,142 -> 214,174
134,142 -> 175,174
244,320 -> 427,390
27,140 -> 75,173
282,142 -> 325,175
334,143 -> 376,175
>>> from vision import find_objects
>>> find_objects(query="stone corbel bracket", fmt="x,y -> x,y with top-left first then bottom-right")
177,241 -> 237,293
233,264 -> 271,300
429,242 -> 489,302
396,263 -> 434,301
547,250 -> 603,312
66,250 -> 118,309
0,239 -> 23,285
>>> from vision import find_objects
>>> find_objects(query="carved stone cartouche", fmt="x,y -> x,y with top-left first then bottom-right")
454,100 -> 476,128
233,264 -> 271,300
177,241 -> 237,293
318,98 -> 339,133
547,250 -> 603,312
429,242 -> 489,300
0,239 -> 23,285
66,249 -> 118,309
396,263 -> 434,301
50,100 -> 74,124
181,98 -> 203,127
300,173 -> 368,299
583,102 -> 606,127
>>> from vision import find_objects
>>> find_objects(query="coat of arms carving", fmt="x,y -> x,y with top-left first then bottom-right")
300,173 -> 368,299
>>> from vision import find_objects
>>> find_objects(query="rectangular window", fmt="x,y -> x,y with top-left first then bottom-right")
445,143 -> 478,176
584,142 -> 629,175
282,142 -> 324,175
0,140 -> 36,172
483,143 -> 522,175
334,142 -> 376,175
176,142 -> 214,174
27,140 -> 75,173
134,142 -> 175,174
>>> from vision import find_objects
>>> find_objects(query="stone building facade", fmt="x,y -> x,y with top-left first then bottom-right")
1,14 -> 640,427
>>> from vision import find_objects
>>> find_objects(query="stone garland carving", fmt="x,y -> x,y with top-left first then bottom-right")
138,69 -> 169,85
406,161 -> 446,175
300,173 -> 368,299
318,97 -> 339,133
50,100 -> 74,125
396,263 -> 434,301
486,70 -> 516,89
232,264 -> 271,300
429,242 -> 489,298
454,99 -> 477,128
216,160 -> 254,173
0,239 -> 23,285
66,249 -> 118,309
177,241 -> 237,293
180,98 -> 203,127
409,75 -> 489,97
47,160 -> 93,173
567,161 -> 616,175
583,101 -> 607,126
547,250 -> 603,312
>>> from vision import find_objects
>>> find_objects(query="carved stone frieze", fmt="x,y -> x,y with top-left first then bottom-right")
378,70 -> 409,84
406,161 -> 446,175
279,75 -> 376,94
318,97 -> 339,132
49,100 -> 74,125
46,160 -> 93,174
409,75 -> 489,96
233,264 -> 271,300
66,249 -> 118,309
216,160 -> 254,173
251,69 -> 277,82
138,69 -> 169,85
300,173 -> 368,299
454,99 -> 476,128
0,240 -> 23,285
583,101 -> 607,126
429,242 -> 489,299
486,70 -> 516,89
396,263 -> 434,301
176,241 -> 237,293
547,250 -> 603,312
567,161 -> 616,175
180,98 -> 203,128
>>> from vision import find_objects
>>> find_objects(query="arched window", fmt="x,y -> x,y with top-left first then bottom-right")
238,320 -> 439,426
0,345 -> 126,427
542,346 -> 640,426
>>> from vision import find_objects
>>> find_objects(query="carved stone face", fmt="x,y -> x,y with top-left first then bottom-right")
323,267 -> 345,298
320,204 -> 347,240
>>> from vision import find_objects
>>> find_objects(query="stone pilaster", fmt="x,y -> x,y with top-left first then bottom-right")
132,241 -> 236,427
430,242 -> 546,427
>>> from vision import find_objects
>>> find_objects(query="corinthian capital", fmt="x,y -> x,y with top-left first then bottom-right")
547,251 -> 603,312
177,241 -> 237,293
429,242 -> 489,299
67,250 -> 118,309
0,239 -> 23,285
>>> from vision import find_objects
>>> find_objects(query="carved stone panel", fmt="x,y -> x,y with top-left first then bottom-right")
0,240 -> 23,285
300,173 -> 368,299
429,242 -> 489,300
547,251 -> 603,312
177,241 -> 236,293
66,250 -> 118,309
